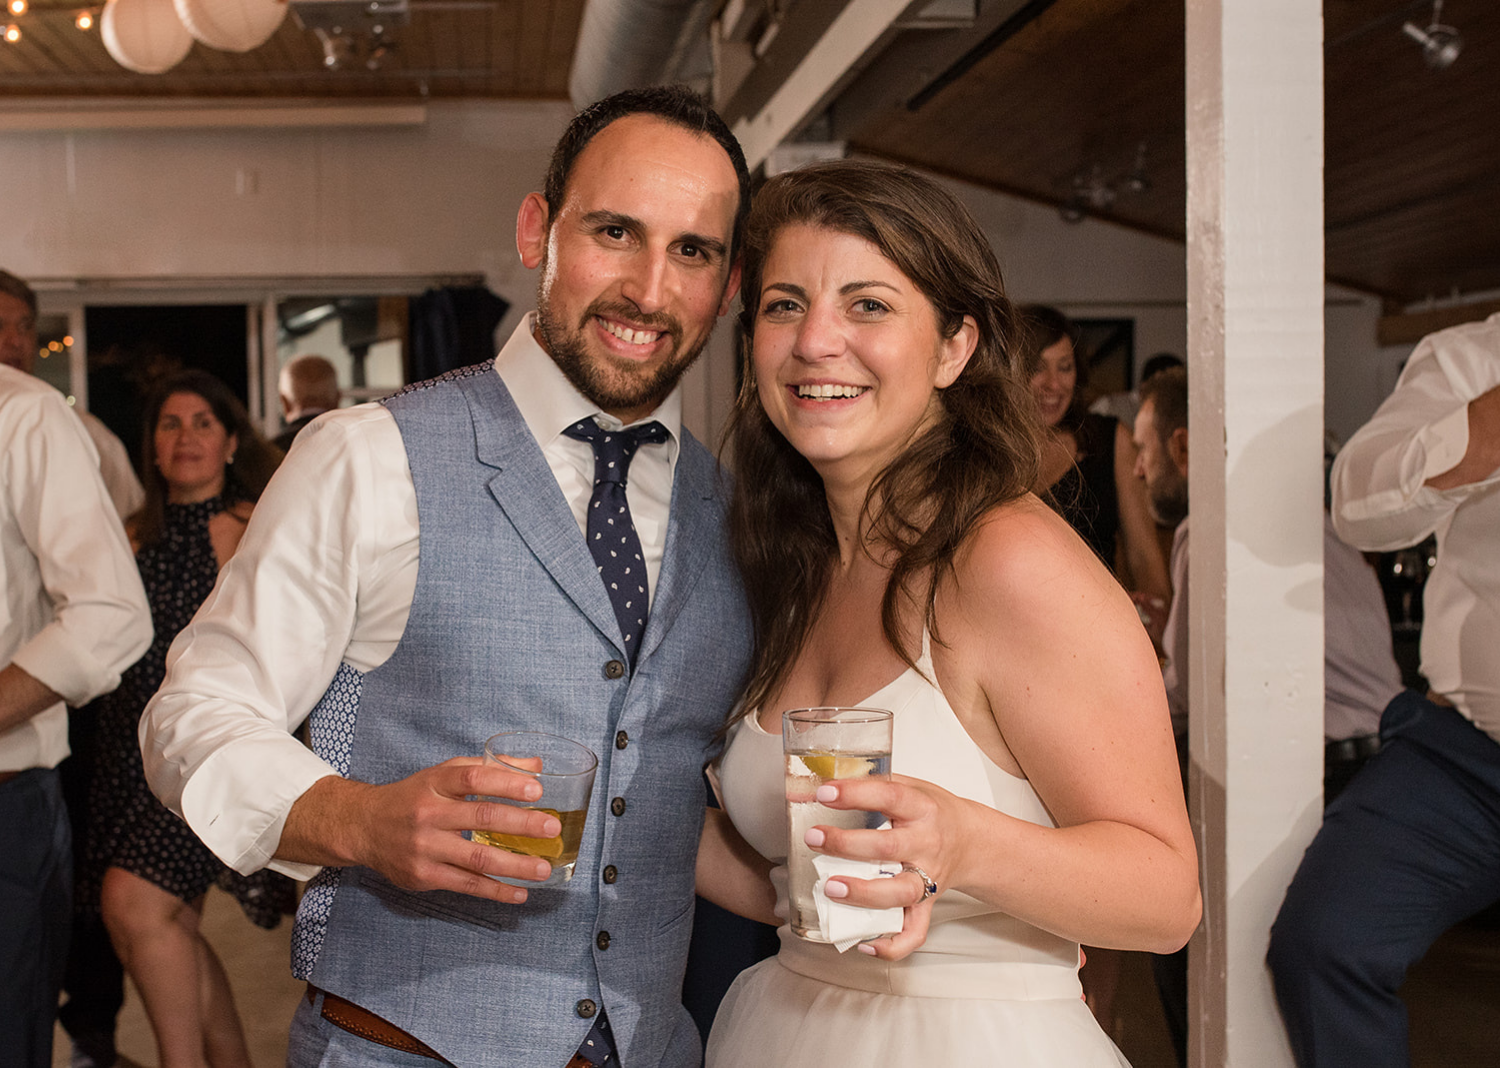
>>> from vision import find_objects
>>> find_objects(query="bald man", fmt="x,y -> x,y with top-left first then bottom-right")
274,354 -> 340,452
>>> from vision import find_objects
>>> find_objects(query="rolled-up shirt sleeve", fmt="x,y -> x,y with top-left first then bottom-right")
1331,327 -> 1500,552
141,406 -> 417,880
4,386 -> 150,710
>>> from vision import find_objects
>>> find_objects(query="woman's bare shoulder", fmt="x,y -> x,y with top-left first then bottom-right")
957,495 -> 1099,588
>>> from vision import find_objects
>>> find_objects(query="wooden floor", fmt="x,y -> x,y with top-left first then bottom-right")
52,894 -> 1500,1067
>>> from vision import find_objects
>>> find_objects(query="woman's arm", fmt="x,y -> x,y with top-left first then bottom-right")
1112,421 -> 1172,603
815,499 -> 1199,959
696,807 -> 779,927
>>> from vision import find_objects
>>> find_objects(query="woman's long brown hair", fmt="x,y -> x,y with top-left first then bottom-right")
133,369 -> 282,551
726,160 -> 1043,720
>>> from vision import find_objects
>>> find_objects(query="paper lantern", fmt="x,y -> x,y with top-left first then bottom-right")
101,0 -> 193,73
174,0 -> 286,53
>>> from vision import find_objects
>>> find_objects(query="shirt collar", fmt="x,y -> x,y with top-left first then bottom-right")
494,312 -> 682,458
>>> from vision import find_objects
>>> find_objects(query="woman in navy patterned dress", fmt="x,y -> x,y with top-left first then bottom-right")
81,370 -> 287,1068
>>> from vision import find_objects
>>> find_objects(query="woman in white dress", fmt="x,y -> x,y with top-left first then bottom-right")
695,160 -> 1200,1065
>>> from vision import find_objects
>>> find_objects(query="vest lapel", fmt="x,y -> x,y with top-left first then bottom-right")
637,432 -> 725,667
460,372 -> 625,654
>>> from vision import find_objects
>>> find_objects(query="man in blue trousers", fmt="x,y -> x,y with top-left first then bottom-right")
1270,313 -> 1500,1066
143,86 -> 752,1067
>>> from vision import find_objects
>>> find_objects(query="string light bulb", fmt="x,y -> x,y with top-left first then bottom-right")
76,9 -> 94,29
6,0 -> 26,17
2,22 -> 21,42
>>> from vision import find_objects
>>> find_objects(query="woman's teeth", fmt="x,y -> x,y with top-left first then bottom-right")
796,384 -> 867,399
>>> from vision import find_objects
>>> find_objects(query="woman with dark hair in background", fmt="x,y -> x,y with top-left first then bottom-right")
696,160 -> 1198,1064
79,370 -> 288,1068
1021,304 -> 1173,1035
1023,305 -> 1171,608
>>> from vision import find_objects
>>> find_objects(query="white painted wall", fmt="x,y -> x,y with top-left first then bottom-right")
0,99 -> 577,339
0,100 -> 1404,446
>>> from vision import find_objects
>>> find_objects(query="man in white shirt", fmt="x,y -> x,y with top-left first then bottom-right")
0,270 -> 145,520
0,363 -> 152,1067
1270,313 -> 1500,1067
143,87 -> 752,1066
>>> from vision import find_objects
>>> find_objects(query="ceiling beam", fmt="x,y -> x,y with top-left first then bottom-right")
1377,299 -> 1500,347
730,0 -> 923,172
0,102 -> 428,132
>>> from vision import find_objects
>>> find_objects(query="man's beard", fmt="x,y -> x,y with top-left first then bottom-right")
535,286 -> 708,417
1149,471 -> 1189,529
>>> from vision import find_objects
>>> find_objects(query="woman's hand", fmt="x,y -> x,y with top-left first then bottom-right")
805,772 -> 980,960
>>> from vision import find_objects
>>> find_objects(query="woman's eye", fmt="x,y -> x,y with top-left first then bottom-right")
854,298 -> 888,315
761,299 -> 799,316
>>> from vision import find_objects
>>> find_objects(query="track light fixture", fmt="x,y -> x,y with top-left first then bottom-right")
1403,0 -> 1462,70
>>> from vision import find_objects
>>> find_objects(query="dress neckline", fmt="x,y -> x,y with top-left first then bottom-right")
164,494 -> 227,522
748,632 -> 933,737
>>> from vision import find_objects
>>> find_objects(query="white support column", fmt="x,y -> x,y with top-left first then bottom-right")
1184,1 -> 1325,1064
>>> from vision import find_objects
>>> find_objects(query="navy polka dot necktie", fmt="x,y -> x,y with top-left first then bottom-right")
563,418 -> 669,665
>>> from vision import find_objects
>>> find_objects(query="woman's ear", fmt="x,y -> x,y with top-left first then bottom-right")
935,314 -> 979,389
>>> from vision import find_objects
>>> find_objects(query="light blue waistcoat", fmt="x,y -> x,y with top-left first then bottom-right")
290,363 -> 751,1067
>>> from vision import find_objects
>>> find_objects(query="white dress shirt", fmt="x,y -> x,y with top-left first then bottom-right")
1160,516 -> 1189,737
79,409 -> 146,520
0,365 -> 152,771
142,317 -> 682,878
1331,312 -> 1500,742
1323,512 -> 1403,741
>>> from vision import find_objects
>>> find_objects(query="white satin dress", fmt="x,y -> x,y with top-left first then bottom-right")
705,634 -> 1130,1066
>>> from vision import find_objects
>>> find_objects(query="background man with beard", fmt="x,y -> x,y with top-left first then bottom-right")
1132,366 -> 1190,732
141,86 -> 753,1067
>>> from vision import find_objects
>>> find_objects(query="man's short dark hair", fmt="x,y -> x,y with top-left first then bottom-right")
0,270 -> 37,316
542,85 -> 751,260
1140,352 -> 1183,383
1139,365 -> 1187,440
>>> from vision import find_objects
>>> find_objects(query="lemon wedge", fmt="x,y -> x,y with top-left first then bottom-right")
798,753 -> 874,780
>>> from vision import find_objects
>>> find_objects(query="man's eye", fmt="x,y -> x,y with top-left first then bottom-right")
603,226 -> 627,240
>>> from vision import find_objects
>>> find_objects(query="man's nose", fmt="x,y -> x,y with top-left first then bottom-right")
619,249 -> 669,313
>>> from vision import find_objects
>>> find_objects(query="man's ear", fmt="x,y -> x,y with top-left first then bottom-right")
516,193 -> 550,270
1168,426 -> 1190,473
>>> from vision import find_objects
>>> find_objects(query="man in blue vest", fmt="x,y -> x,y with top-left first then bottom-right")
142,86 -> 753,1067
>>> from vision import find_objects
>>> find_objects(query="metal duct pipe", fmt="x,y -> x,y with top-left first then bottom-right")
569,0 -> 719,109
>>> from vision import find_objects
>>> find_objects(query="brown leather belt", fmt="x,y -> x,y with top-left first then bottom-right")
306,984 -> 449,1062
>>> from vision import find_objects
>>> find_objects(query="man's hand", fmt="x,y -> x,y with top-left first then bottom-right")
1427,384 -> 1500,491
278,758 -> 564,904
0,663 -> 64,736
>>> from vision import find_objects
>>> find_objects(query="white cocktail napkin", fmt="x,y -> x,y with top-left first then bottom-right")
812,854 -> 904,952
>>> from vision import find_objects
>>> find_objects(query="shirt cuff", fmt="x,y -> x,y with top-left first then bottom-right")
10,626 -> 121,708
178,737 -> 340,882
1416,404 -> 1473,484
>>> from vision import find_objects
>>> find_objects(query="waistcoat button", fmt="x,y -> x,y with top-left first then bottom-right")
604,660 -> 626,679
610,796 -> 626,817
576,999 -> 597,1018
615,730 -> 629,750
596,930 -> 611,951
602,865 -> 618,884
